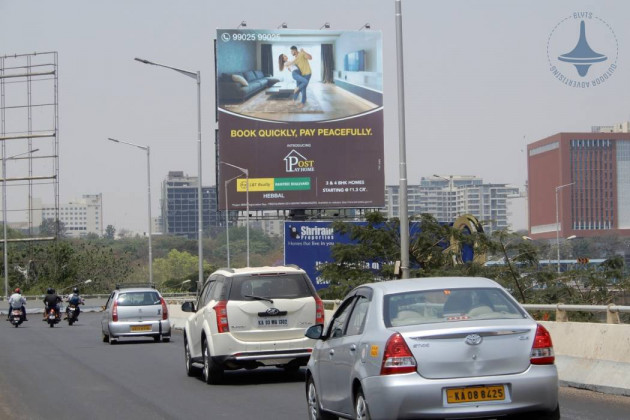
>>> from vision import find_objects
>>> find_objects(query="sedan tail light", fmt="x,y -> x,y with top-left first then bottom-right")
380,333 -> 417,375
213,300 -> 230,333
314,294 -> 325,324
112,300 -> 119,322
160,297 -> 168,321
530,324 -> 555,365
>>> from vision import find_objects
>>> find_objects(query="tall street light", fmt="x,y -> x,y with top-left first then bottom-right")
221,161 -> 249,267
555,182 -> 575,273
3,149 -> 39,299
107,138 -> 153,284
134,57 -> 203,293
224,174 -> 243,268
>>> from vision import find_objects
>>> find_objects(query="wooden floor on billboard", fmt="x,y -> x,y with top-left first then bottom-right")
223,83 -> 377,122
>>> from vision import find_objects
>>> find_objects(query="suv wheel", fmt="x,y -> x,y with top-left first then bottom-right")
202,338 -> 223,385
184,335 -> 200,377
306,377 -> 336,420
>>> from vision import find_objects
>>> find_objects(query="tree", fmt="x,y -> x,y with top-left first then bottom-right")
39,218 -> 67,237
104,225 -> 116,240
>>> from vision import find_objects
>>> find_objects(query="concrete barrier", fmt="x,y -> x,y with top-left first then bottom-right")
541,321 -> 630,396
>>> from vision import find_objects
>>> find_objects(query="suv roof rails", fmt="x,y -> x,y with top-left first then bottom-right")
115,283 -> 156,290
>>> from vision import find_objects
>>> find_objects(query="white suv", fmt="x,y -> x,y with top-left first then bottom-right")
181,265 -> 324,384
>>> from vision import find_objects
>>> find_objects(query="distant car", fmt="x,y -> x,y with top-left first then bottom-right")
305,277 -> 559,420
181,265 -> 325,384
101,284 -> 171,344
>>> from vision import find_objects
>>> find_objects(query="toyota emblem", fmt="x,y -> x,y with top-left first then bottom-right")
465,334 -> 483,346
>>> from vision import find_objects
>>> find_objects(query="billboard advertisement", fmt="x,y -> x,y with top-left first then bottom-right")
216,29 -> 384,211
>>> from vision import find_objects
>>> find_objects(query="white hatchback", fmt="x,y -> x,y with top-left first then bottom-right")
181,266 -> 324,384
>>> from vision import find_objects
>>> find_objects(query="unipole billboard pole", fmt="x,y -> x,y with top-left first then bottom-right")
395,0 -> 409,279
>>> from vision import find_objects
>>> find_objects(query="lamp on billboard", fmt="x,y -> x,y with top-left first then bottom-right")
221,161 -> 249,267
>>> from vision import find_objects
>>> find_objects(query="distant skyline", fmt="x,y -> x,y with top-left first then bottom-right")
1,0 -> 628,233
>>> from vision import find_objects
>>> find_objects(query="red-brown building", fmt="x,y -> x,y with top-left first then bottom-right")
527,132 -> 630,240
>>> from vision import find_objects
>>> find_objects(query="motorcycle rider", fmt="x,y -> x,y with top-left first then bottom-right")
43,287 -> 62,321
65,287 -> 84,320
8,288 -> 28,322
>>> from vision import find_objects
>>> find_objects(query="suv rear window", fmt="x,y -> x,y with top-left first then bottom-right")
384,287 -> 526,327
117,291 -> 161,306
229,274 -> 312,300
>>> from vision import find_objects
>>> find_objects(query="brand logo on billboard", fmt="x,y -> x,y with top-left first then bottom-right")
547,13 -> 618,88
284,150 -> 315,173
288,225 -> 334,241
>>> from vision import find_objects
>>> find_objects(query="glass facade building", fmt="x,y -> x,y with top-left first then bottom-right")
161,171 -> 220,239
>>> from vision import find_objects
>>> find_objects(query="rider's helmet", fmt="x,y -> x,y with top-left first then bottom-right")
47,287 -> 54,294
73,287 -> 79,294
14,287 -> 21,294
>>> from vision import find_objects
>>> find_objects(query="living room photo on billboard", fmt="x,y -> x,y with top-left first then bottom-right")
216,29 -> 383,122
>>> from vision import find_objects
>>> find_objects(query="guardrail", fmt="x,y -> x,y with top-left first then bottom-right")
7,295 -> 630,324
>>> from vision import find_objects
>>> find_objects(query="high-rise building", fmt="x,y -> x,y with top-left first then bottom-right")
160,171 -> 220,239
41,194 -> 103,238
384,176 -> 520,234
527,132 -> 630,239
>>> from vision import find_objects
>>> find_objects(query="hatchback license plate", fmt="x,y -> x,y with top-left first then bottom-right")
446,385 -> 505,404
131,325 -> 151,332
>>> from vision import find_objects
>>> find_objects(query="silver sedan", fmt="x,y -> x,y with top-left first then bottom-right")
305,277 -> 559,420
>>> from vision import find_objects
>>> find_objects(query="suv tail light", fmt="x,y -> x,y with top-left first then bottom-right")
112,300 -> 119,322
380,333 -> 417,375
314,294 -> 325,324
530,324 -> 555,365
213,300 -> 230,333
160,297 -> 168,321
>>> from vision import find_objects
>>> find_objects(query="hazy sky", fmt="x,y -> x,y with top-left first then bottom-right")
1,0 -> 628,233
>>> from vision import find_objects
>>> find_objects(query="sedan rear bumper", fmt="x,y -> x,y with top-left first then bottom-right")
361,365 -> 558,420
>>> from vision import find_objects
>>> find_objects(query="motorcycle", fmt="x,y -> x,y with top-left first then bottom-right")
47,308 -> 61,328
66,303 -> 79,325
10,309 -> 23,328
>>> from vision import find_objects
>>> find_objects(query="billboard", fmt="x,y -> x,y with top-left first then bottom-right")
216,29 -> 384,211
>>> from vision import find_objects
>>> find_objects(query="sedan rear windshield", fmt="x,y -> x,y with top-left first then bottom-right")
384,287 -> 526,327
230,274 -> 313,300
117,291 -> 161,306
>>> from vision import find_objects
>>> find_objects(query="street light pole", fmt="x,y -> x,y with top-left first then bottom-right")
107,138 -> 153,285
224,174 -> 243,268
3,149 -> 39,299
134,57 -> 204,294
555,182 -> 575,273
221,161 -> 249,267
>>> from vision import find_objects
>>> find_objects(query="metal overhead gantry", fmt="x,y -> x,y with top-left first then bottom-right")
1,52 -> 60,298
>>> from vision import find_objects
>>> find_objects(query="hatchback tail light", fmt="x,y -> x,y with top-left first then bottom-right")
213,300 -> 229,333
530,324 -> 555,365
314,294 -> 325,325
380,333 -> 417,375
160,297 -> 168,321
112,300 -> 119,322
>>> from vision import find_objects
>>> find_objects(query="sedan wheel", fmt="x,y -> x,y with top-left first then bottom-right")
202,339 -> 223,384
355,389 -> 371,420
306,377 -> 336,420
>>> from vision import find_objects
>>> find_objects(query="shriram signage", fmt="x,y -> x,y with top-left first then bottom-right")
216,29 -> 384,210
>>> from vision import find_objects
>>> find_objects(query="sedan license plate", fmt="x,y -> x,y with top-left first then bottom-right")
130,325 -> 151,332
446,385 -> 505,404
257,318 -> 288,327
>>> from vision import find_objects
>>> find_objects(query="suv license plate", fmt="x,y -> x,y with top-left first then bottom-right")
131,325 -> 152,332
446,385 -> 506,404
257,318 -> 288,327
